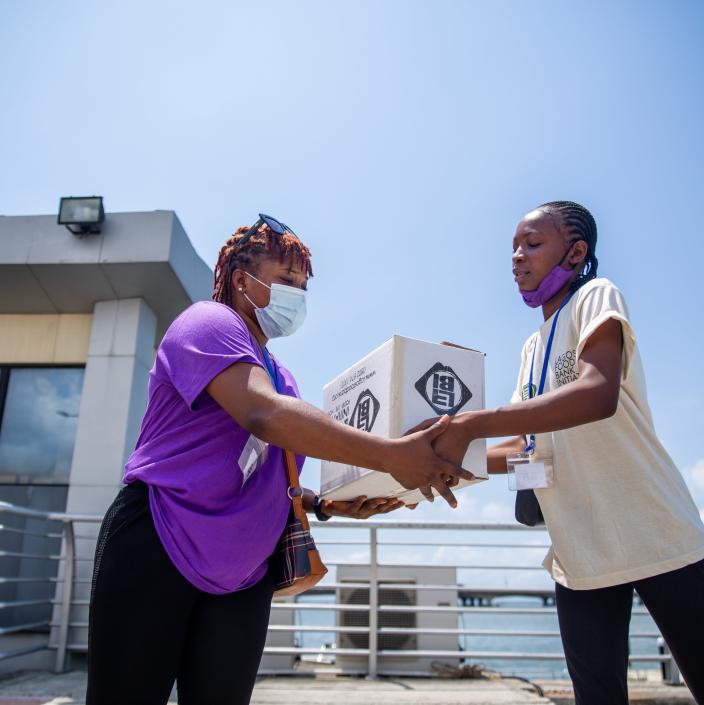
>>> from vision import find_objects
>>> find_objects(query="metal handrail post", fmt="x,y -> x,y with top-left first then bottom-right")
367,527 -> 378,679
54,521 -> 75,673
0,501 -> 675,673
661,640 -> 681,685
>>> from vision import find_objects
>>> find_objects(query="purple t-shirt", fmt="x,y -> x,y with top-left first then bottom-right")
123,300 -> 304,594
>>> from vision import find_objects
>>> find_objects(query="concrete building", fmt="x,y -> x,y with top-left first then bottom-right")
0,209 -> 212,514
0,210 -> 212,668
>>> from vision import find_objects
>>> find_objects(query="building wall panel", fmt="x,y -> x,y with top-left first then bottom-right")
0,314 -> 92,364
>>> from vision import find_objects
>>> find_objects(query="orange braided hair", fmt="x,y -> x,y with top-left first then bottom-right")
212,224 -> 313,309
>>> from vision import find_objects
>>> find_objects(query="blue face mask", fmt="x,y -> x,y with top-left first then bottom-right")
244,272 -> 307,338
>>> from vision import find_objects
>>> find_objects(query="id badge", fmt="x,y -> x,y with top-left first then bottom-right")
507,452 -> 554,491
238,436 -> 269,487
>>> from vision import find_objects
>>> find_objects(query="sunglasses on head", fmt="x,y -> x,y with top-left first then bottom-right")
239,213 -> 297,247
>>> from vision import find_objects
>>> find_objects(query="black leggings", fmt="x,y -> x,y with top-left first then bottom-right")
556,559 -> 704,705
86,482 -> 274,705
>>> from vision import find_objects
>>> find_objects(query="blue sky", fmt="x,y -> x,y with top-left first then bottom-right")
1,0 -> 703,527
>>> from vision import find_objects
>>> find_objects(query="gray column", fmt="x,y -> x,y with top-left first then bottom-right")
52,298 -> 156,661
65,297 -> 157,514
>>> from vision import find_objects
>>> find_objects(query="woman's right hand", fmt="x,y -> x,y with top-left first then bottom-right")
383,415 -> 474,507
406,412 -> 477,467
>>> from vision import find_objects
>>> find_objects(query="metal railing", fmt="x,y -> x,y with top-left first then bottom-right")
0,502 -> 680,683
0,500 -> 100,671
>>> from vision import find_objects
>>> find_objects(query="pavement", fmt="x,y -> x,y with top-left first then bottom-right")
535,679 -> 696,705
0,671 -> 695,705
251,675 -> 551,704
0,671 -> 550,705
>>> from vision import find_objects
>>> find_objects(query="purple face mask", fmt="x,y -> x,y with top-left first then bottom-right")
520,242 -> 579,308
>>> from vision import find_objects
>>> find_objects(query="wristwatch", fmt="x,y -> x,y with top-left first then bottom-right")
312,495 -> 331,522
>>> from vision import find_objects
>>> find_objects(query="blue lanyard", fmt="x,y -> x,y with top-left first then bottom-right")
256,340 -> 281,394
525,291 -> 575,453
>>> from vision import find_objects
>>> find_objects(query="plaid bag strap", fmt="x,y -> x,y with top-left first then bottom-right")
283,449 -> 311,532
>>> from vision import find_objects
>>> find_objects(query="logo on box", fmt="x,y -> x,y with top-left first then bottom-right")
415,362 -> 472,415
347,389 -> 380,432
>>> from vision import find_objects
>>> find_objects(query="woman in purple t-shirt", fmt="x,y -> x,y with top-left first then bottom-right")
86,214 -> 472,705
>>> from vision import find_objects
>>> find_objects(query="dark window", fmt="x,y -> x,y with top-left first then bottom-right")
0,367 -> 84,483
0,366 -> 85,630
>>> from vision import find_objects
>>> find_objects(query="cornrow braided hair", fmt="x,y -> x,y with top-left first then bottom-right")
538,200 -> 599,291
212,224 -> 313,309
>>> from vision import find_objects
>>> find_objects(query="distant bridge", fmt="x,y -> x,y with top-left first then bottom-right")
458,587 -> 555,606
312,585 -> 556,607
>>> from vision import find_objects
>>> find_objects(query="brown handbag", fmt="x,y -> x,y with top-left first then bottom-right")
271,449 -> 328,597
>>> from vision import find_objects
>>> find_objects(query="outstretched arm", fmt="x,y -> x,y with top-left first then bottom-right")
408,318 -> 624,469
487,436 -> 527,475
467,318 -> 622,437
206,362 -> 474,507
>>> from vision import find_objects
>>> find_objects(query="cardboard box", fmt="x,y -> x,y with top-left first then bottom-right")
320,335 -> 487,503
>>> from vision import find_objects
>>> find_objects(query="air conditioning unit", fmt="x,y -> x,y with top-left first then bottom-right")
336,565 -> 459,675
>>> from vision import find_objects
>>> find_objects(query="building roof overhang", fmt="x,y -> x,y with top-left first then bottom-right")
0,210 -> 212,341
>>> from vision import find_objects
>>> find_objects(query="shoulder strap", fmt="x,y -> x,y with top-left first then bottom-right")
283,449 -> 311,531
254,340 -> 311,529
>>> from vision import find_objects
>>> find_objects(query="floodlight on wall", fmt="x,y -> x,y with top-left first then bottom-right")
57,196 -> 105,236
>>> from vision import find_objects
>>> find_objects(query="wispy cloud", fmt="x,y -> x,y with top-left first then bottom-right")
686,458 -> 704,490
683,458 -> 704,521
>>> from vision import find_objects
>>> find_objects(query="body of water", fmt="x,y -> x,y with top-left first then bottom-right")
294,593 -> 664,680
